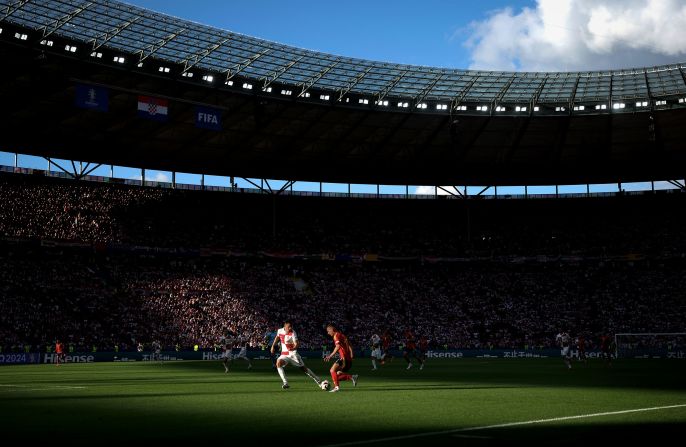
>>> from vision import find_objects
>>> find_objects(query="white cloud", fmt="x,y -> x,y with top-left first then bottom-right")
152,172 -> 171,183
465,0 -> 686,71
130,172 -> 171,183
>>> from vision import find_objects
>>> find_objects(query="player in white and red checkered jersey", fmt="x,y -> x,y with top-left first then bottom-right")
270,321 -> 321,389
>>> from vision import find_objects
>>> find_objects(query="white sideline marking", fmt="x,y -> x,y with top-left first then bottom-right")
321,404 -> 686,447
0,384 -> 86,391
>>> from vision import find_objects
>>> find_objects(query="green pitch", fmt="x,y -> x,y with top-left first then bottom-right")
1,359 -> 685,446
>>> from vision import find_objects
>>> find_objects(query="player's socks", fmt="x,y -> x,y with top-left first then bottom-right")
277,366 -> 288,384
420,363 -> 424,370
304,368 -> 320,384
371,359 -> 377,369
351,375 -> 358,387
338,373 -> 353,382
329,386 -> 340,393
406,363 -> 413,370
330,371 -> 340,387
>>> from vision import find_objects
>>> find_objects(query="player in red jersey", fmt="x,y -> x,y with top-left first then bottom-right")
55,340 -> 64,367
324,324 -> 358,393
380,331 -> 393,364
576,335 -> 587,364
403,329 -> 424,370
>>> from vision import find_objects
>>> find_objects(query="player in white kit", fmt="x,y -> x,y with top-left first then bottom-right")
556,331 -> 572,370
233,335 -> 252,369
151,340 -> 162,363
269,321 -> 322,389
370,334 -> 382,370
220,333 -> 235,373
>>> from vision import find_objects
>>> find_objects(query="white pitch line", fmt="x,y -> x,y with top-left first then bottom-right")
320,404 -> 686,447
0,384 -> 86,391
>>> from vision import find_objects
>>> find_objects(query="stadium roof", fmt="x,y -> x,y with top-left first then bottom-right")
1,0 -> 686,187
2,0 -> 686,107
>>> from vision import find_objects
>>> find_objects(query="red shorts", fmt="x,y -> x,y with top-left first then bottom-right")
335,358 -> 353,372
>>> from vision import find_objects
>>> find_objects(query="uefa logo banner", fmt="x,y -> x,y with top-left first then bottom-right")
75,84 -> 109,112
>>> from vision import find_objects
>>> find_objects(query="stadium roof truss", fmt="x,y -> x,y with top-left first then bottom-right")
2,0 -> 686,117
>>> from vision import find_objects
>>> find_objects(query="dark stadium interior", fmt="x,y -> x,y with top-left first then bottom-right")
1,0 -> 686,445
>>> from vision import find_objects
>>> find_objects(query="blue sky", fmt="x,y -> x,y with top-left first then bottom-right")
122,0 -> 535,69
3,0 -> 684,194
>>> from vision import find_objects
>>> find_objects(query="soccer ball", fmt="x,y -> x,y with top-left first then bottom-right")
320,380 -> 330,391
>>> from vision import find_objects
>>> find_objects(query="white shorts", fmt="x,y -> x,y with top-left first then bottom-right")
561,347 -> 570,357
222,350 -> 233,360
371,348 -> 382,358
277,352 -> 305,368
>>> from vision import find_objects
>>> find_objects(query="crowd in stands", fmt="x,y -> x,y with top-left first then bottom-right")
1,173 -> 686,257
1,173 -> 685,354
1,249 -> 685,353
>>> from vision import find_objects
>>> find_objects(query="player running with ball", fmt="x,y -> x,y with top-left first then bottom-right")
324,324 -> 358,393
270,321 -> 322,389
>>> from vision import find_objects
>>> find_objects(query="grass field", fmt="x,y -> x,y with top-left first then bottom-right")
1,358 -> 685,445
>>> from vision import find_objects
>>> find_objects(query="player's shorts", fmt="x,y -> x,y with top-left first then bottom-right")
278,352 -> 305,368
222,350 -> 234,360
371,348 -> 382,358
403,347 -> 416,355
561,347 -> 570,357
335,357 -> 353,372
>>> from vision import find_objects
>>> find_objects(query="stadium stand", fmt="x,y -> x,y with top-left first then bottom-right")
1,173 -> 685,353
